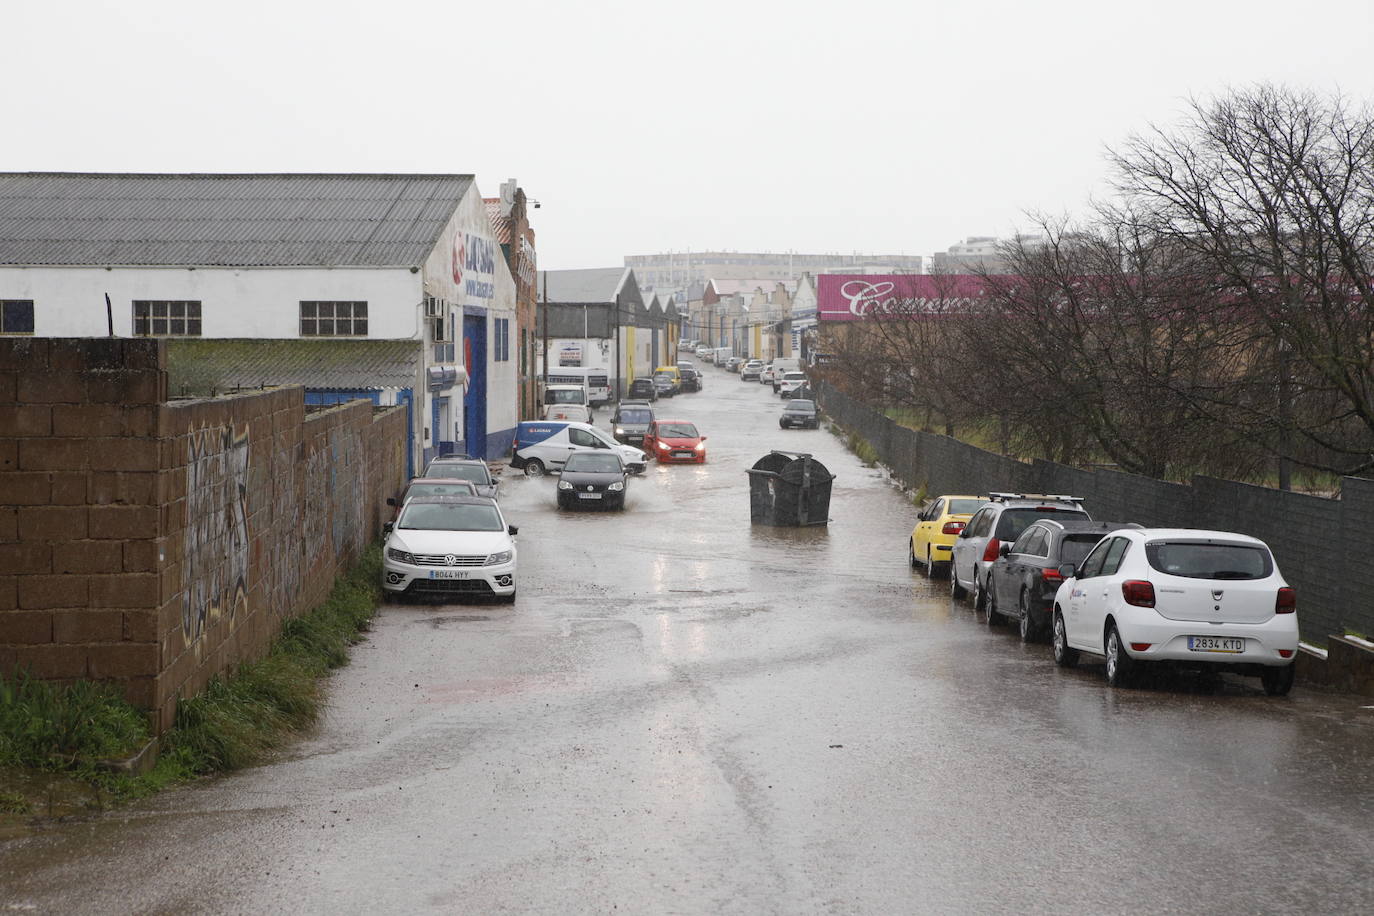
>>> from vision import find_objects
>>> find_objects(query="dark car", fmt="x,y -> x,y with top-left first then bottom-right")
678,365 -> 703,392
986,519 -> 1139,641
652,373 -> 677,398
612,401 -> 654,445
422,456 -> 499,499
556,451 -> 628,510
626,377 -> 658,401
779,399 -> 819,429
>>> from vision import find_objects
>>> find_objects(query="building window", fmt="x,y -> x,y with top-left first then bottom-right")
494,318 -> 510,361
0,300 -> 35,334
133,300 -> 201,337
300,301 -> 367,337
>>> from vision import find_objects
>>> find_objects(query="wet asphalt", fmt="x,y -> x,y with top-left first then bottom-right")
3,369 -> 1374,914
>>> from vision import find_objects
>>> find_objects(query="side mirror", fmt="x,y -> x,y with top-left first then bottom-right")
383,521 -> 394,535
508,525 -> 519,535
1058,563 -> 1076,579
386,497 -> 398,507
999,542 -> 1011,557
699,436 -> 708,442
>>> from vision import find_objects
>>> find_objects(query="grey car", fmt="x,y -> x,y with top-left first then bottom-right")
421,456 -> 499,500
950,494 -> 1090,612
612,401 -> 654,445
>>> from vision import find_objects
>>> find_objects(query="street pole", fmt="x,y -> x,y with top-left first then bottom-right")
541,270 -> 549,391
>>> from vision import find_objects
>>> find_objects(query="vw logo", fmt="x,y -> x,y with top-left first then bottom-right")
444,555 -> 459,566
587,485 -> 594,491
1212,589 -> 1224,601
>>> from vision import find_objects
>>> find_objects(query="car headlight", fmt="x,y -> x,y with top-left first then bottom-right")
387,546 -> 417,565
615,427 -> 624,435
694,442 -> 705,451
485,550 -> 513,566
658,441 -> 671,450
558,480 -> 573,490
609,481 -> 624,491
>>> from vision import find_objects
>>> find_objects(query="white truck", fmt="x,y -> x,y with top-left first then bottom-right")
540,384 -> 593,422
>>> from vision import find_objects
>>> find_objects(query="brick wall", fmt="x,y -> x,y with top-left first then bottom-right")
0,339 -> 407,730
819,383 -> 1368,645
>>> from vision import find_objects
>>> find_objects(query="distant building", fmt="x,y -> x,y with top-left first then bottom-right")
932,235 -> 1046,273
626,250 -> 926,290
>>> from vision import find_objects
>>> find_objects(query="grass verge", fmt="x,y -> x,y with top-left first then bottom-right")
0,543 -> 383,808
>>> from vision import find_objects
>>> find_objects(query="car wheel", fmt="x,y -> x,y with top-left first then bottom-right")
1104,624 -> 1134,687
524,459 -> 546,477
973,575 -> 989,614
780,420 -> 786,429
909,540 -> 919,571
984,580 -> 1002,626
1052,611 -> 1077,667
924,548 -> 938,580
1018,590 -> 1037,642
1261,663 -> 1295,696
950,565 -> 967,600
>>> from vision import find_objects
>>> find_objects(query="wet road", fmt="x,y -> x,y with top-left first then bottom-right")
4,370 -> 1374,914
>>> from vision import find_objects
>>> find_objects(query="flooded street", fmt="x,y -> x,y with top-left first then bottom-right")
4,370 -> 1374,914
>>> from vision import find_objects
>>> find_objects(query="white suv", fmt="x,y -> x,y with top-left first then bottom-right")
1051,528 -> 1298,694
382,496 -> 518,603
777,371 -> 808,398
951,494 -> 1089,612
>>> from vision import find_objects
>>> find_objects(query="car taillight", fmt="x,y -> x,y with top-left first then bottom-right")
982,538 -> 1001,562
1278,649 -> 1294,658
942,521 -> 965,535
1130,643 -> 1152,652
1276,587 -> 1296,613
1041,567 -> 1063,584
1122,580 -> 1155,607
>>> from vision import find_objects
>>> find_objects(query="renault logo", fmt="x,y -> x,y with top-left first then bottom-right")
445,555 -> 459,566
1212,589 -> 1224,601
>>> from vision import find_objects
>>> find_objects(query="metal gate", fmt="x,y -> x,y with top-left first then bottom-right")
463,313 -> 488,459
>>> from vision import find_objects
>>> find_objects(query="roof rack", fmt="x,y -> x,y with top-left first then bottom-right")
987,492 -> 1083,503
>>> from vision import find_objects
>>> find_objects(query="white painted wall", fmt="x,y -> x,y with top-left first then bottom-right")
0,266 -> 423,338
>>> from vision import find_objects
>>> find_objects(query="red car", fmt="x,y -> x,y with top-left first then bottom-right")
644,419 -> 707,464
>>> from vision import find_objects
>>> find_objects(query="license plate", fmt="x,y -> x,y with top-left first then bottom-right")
429,570 -> 469,579
1188,636 -> 1244,653
578,492 -> 603,499
672,451 -> 694,458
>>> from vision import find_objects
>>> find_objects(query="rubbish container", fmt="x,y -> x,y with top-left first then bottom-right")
747,451 -> 834,526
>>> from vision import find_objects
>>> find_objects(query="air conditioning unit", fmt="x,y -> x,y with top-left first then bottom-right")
424,298 -> 443,318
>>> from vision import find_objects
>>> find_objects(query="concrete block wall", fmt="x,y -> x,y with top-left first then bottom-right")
0,339 -> 407,731
818,382 -> 1369,645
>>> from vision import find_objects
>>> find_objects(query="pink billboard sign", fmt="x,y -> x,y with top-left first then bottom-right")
817,274 -> 996,321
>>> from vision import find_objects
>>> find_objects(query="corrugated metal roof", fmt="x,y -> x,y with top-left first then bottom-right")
166,338 -> 423,395
542,267 -> 640,305
0,172 -> 474,268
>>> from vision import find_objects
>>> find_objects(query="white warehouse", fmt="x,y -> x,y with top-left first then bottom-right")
0,172 -> 520,470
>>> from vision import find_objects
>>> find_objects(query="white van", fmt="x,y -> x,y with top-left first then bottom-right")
511,420 -> 648,477
768,357 -> 801,391
541,384 -> 592,422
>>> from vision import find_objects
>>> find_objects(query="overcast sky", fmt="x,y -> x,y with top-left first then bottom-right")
8,0 -> 1374,270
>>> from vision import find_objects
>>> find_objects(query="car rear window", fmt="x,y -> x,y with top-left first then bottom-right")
1145,541 -> 1273,580
948,498 -> 987,515
994,507 -> 1088,540
427,464 -> 490,485
1060,533 -> 1107,566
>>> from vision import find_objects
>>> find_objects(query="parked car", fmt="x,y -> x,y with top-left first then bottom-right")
987,518 -> 1139,641
726,357 -> 743,373
769,358 -> 802,391
1051,528 -> 1298,695
626,377 -> 658,401
643,419 -> 707,464
386,477 -> 478,523
652,374 -> 677,398
381,495 -> 518,603
611,401 -> 654,445
759,364 -> 777,385
950,493 -> 1089,610
779,398 -> 819,429
678,364 -> 703,392
777,371 -> 808,398
909,495 -> 990,579
740,360 -> 764,381
556,451 -> 629,510
510,420 -> 647,477
694,346 -> 712,360
653,365 -> 683,393
541,384 -> 593,422
421,456 -> 499,500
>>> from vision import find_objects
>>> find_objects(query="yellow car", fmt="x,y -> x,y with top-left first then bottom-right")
910,495 -> 990,578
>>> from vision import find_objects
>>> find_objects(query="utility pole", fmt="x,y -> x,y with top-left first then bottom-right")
541,270 -> 549,391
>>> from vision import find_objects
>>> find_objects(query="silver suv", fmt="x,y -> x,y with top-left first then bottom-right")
950,493 -> 1089,612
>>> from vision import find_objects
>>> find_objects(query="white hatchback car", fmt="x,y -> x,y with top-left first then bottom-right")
382,495 -> 518,603
1051,528 -> 1298,694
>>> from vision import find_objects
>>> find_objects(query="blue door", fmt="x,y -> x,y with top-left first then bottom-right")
463,314 -> 488,459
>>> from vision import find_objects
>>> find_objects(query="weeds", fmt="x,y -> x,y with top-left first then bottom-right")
0,544 -> 384,805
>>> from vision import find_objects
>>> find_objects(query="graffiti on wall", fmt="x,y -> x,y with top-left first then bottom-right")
182,425 -> 250,644
266,447 -> 302,612
302,426 -> 365,570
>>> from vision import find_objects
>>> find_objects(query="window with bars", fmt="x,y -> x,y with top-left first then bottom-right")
133,300 -> 201,337
0,300 -> 35,334
300,301 -> 368,337
494,318 -> 510,361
